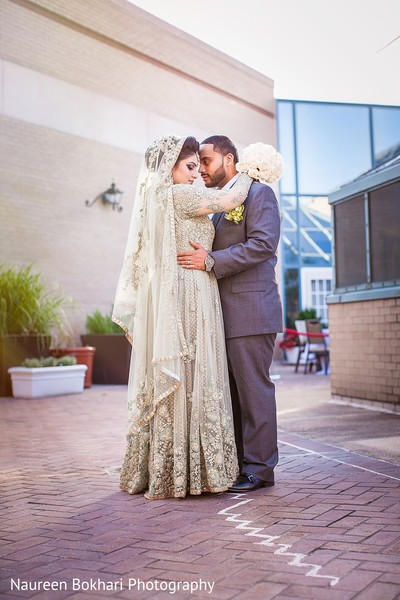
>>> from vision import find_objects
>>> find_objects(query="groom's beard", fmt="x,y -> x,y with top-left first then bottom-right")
203,160 -> 226,188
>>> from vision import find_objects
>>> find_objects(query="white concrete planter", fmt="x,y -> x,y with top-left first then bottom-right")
8,365 -> 87,398
284,346 -> 306,365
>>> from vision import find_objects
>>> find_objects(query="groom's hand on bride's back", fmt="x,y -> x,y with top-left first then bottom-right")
177,240 -> 207,270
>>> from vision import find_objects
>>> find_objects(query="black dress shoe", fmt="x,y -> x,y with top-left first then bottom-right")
228,473 -> 274,493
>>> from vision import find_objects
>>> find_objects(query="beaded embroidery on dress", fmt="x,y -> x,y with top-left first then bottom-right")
113,135 -> 251,499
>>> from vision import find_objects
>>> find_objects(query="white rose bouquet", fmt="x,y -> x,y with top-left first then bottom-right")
225,142 -> 284,224
236,142 -> 284,184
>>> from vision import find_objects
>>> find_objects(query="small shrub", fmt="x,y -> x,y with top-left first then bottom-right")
40,357 -> 58,367
0,264 -> 65,336
22,358 -> 42,368
85,309 -> 121,334
22,356 -> 77,368
296,307 -> 318,321
57,356 -> 76,366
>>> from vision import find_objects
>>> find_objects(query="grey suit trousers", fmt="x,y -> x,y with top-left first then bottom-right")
226,333 -> 278,482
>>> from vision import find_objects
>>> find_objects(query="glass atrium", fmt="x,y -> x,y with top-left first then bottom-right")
277,100 -> 400,326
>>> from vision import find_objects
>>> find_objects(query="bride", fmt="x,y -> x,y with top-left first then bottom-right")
113,135 -> 251,499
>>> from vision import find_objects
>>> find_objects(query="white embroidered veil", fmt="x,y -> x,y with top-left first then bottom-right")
112,135 -> 186,434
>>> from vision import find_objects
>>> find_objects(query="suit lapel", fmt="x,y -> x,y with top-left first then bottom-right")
212,212 -> 224,228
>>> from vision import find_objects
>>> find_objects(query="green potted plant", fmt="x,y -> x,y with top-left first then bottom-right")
8,355 -> 87,398
81,308 -> 131,384
0,265 -> 66,396
296,307 -> 318,321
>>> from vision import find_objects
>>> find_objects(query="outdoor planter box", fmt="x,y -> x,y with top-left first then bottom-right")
8,365 -> 87,398
0,335 -> 50,397
80,334 -> 131,384
50,346 -> 96,388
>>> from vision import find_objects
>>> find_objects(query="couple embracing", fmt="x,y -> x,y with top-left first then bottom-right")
113,135 -> 283,500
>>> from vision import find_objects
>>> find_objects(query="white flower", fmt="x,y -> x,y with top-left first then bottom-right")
236,142 -> 284,184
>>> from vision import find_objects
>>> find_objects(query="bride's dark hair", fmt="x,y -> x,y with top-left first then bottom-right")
175,136 -> 199,165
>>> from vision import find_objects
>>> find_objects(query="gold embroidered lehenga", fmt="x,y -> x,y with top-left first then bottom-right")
112,136 -> 251,499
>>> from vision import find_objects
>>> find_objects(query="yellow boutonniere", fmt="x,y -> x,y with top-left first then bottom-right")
224,205 -> 244,224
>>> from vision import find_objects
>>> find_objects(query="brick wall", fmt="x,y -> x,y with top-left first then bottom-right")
0,0 -> 278,344
0,115 -> 140,341
329,298 -> 400,406
0,0 -> 275,143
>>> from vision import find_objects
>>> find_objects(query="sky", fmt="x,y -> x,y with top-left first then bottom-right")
129,0 -> 400,106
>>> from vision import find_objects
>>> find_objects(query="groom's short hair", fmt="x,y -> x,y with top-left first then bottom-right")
201,135 -> 239,164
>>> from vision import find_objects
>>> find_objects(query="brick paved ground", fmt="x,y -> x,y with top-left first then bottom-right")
1,367 -> 400,600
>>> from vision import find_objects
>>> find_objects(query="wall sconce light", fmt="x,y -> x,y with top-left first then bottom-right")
85,181 -> 123,212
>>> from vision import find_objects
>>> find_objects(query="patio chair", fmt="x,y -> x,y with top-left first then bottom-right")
304,319 -> 330,374
294,320 -> 310,373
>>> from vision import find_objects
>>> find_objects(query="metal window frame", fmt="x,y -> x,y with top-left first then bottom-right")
277,99 -> 400,315
328,175 -> 400,303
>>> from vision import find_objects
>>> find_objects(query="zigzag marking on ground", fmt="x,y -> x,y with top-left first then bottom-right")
218,495 -> 340,587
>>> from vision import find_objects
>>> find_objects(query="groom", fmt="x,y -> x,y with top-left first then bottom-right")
177,135 -> 283,492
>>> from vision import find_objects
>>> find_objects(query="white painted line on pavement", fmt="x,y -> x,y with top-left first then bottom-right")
278,439 -> 400,482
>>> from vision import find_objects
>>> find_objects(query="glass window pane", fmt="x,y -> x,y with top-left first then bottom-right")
369,181 -> 400,282
296,103 -> 372,194
284,268 -> 299,327
299,196 -> 332,267
277,102 -> 296,194
334,195 -> 366,287
281,196 -> 299,267
372,107 -> 400,164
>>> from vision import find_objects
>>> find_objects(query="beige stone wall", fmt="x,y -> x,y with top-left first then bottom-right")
0,0 -> 275,143
0,0 -> 278,344
329,298 -> 400,406
0,115 -> 139,336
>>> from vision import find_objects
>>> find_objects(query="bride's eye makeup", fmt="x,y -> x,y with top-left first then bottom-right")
187,163 -> 197,171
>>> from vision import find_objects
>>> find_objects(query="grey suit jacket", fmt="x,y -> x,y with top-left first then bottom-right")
210,181 -> 283,339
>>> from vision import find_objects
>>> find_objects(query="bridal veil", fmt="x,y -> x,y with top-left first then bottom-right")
113,135 -> 187,435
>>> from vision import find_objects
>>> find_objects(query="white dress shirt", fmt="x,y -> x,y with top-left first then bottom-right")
221,173 -> 240,190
